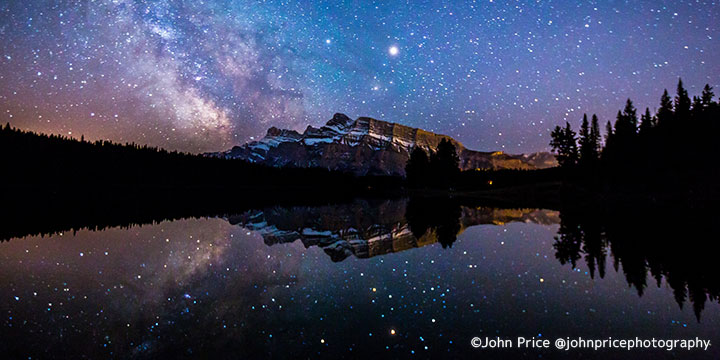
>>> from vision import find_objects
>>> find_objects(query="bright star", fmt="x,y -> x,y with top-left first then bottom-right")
388,45 -> 399,56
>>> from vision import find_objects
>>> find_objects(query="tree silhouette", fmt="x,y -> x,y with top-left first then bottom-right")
578,114 -> 591,163
701,84 -> 714,108
429,138 -> 461,188
604,120 -> 613,145
551,78 -> 719,205
614,99 -> 638,139
691,96 -> 704,118
578,114 -> 601,168
674,78 -> 691,120
0,123 -> 385,194
590,114 -> 601,155
638,107 -> 654,136
405,146 -> 430,188
550,122 -> 578,168
656,89 -> 674,126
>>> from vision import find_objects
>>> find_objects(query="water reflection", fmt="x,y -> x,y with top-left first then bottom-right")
227,198 -> 558,261
553,206 -> 719,322
0,197 -> 718,359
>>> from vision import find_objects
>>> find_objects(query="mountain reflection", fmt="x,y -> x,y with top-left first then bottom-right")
1,195 -> 718,324
225,197 -> 719,320
1,197 -> 719,358
226,198 -> 558,262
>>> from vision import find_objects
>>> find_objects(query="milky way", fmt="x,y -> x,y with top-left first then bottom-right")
1,1 -> 718,153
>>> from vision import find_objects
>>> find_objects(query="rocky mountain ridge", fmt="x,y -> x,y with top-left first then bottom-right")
210,113 -> 556,175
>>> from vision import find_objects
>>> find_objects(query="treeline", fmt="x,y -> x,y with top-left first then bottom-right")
550,79 -> 719,202
405,134 -> 563,192
404,138 -> 461,188
0,125 -> 406,240
0,124 -> 401,191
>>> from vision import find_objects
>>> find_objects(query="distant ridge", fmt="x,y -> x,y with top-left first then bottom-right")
210,113 -> 557,176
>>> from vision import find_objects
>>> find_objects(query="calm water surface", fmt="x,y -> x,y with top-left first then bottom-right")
1,199 -> 717,359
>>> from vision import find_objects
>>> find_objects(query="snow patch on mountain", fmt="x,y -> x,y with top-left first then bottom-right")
208,113 -> 557,175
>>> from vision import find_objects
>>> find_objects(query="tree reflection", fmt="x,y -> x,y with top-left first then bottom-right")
405,197 -> 461,248
553,203 -> 719,321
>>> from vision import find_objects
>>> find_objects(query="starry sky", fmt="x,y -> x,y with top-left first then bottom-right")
1,0 -> 719,153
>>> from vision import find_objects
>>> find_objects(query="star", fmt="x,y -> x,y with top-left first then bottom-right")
0,1 -> 717,155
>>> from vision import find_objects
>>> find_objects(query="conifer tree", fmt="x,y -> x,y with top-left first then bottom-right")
405,147 -> 430,187
429,139 -> 460,188
657,89 -> 674,126
611,99 -> 638,148
691,96 -> 703,118
701,84 -> 714,107
622,99 -> 638,134
550,122 -> 578,168
564,122 -> 579,167
639,107 -> 654,135
578,114 -> 598,166
604,120 -> 613,144
590,114 -> 601,156
675,78 -> 691,120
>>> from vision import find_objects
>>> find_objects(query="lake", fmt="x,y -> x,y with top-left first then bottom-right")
1,198 -> 718,359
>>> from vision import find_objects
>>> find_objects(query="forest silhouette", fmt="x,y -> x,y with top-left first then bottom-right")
405,79 -> 719,210
0,123 -> 401,190
548,79 -> 719,206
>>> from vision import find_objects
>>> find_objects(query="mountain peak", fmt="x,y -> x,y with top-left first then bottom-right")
331,113 -> 351,123
212,114 -> 556,175
266,126 -> 280,136
266,126 -> 301,138
323,113 -> 354,132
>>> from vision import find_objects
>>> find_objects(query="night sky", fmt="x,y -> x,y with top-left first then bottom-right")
1,1 -> 718,153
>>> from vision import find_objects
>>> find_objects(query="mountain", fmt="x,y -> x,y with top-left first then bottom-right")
226,198 -> 559,262
211,113 -> 556,176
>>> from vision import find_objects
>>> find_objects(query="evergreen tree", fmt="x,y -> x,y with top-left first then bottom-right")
578,114 -> 589,149
610,99 -> 638,153
405,147 -> 430,188
590,114 -> 601,156
429,139 -> 460,188
604,120 -> 613,144
550,122 -> 578,168
614,109 -> 623,133
656,89 -> 674,126
639,107 -> 654,136
564,123 -> 579,167
691,96 -> 703,118
675,78 -> 691,120
701,84 -> 714,107
601,119 -> 616,163
550,125 -> 563,151
578,114 -> 596,166
624,98 -> 638,131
